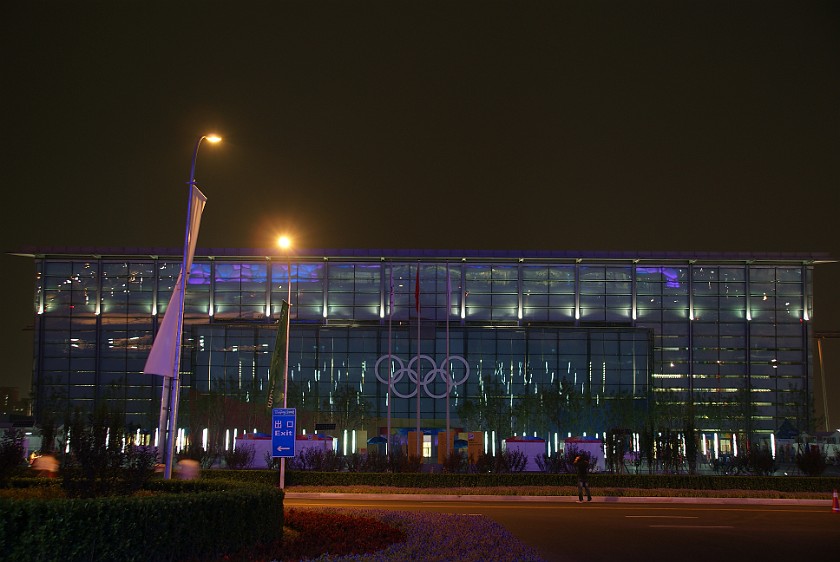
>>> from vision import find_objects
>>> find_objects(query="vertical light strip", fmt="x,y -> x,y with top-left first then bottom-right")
208,258 -> 215,318
602,361 -> 606,394
379,259 -> 386,319
517,259 -> 523,320
322,259 -> 329,318
460,259 -> 466,320
802,264 -> 810,321
631,261 -> 637,321
745,264 -> 752,321
574,261 -> 580,321
151,258 -> 161,316
265,257 -> 272,319
95,257 -> 102,316
37,258 -> 45,315
688,262 -> 694,321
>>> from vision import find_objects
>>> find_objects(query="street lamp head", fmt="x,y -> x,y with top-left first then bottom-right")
205,135 -> 222,143
278,235 -> 292,251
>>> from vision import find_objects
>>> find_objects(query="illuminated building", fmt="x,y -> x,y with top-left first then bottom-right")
16,247 -> 829,449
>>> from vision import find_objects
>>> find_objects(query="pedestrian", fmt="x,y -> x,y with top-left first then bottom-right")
31,453 -> 58,478
175,458 -> 200,480
573,454 -> 592,503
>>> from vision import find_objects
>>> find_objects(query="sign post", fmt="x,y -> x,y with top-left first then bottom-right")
272,408 -> 296,459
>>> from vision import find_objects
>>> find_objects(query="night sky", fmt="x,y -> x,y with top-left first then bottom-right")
4,1 -> 839,421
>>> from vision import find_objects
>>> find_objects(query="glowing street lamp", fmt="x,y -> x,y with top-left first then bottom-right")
158,133 -> 221,480
278,235 -> 292,489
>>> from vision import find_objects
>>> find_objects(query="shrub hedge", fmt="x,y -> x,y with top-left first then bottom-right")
0,479 -> 283,562
204,469 -> 840,494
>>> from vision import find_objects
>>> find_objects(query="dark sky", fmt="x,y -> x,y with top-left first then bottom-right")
3,1 -> 839,419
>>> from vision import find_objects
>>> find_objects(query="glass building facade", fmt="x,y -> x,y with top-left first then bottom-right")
24,247 -> 826,442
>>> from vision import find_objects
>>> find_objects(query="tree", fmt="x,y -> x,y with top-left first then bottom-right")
0,431 -> 26,486
512,386 -> 551,438
184,378 -> 271,457
639,420 -> 657,474
604,428 -> 631,474
781,383 -> 820,435
683,414 -> 699,475
60,404 -> 155,497
554,377 -> 586,437
457,373 -> 512,453
603,391 -> 645,434
284,379 -> 317,433
323,384 -> 369,434
649,388 -> 687,433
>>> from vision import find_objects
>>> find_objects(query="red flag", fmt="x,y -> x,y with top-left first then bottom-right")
415,264 -> 421,314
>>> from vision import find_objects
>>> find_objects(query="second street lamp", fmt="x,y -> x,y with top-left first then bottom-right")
278,235 -> 292,489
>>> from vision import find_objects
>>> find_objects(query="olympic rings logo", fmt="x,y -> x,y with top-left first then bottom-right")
374,354 -> 470,399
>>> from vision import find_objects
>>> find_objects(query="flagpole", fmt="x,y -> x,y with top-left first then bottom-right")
161,134 -> 218,480
445,262 -> 451,458
387,264 -> 393,457
415,262 -> 421,457
157,374 -> 171,453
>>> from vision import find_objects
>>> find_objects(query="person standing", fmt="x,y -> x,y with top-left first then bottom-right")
574,454 -> 592,503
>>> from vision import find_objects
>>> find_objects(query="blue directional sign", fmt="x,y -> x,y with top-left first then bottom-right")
271,408 -> 296,458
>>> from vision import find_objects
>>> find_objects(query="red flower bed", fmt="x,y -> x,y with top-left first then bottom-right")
205,508 -> 406,562
281,508 -> 406,561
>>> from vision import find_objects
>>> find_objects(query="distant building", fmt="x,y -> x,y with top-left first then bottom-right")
0,386 -> 30,417
12,246 -> 832,453
0,387 -> 18,416
1,386 -> 34,436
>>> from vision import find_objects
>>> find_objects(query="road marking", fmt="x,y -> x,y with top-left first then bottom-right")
649,525 -> 734,529
626,515 -> 698,519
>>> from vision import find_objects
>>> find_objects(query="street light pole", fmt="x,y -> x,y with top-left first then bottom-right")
159,134 -> 221,480
278,236 -> 292,489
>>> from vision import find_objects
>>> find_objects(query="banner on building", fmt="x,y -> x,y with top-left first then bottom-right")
267,300 -> 290,408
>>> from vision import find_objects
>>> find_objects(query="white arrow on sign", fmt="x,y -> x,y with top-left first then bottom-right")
276,446 -> 291,452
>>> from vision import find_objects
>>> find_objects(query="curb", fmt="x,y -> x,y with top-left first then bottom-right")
284,492 -> 831,506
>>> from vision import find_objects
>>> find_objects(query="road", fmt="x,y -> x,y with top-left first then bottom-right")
285,494 -> 838,561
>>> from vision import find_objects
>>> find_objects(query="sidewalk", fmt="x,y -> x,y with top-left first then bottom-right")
285,491 -> 832,506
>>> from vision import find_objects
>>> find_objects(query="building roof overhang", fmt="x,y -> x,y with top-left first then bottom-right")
8,246 -> 836,265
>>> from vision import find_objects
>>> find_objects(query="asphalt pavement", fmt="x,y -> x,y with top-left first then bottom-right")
285,491 -> 839,561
